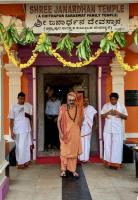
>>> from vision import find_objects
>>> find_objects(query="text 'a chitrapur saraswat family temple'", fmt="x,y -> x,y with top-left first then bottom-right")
0,1 -> 138,199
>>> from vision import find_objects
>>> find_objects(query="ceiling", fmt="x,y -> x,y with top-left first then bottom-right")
44,74 -> 88,86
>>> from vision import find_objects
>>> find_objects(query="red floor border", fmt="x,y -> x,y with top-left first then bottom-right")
36,156 -> 102,164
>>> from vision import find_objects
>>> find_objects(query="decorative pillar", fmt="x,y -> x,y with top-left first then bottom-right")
37,72 -> 44,152
24,67 -> 36,159
0,46 -> 4,141
101,66 -> 109,106
0,46 -> 9,200
99,66 -> 109,159
5,61 -> 22,107
110,51 -> 126,104
98,67 -> 103,159
32,67 -> 37,160
111,51 -> 126,138
95,52 -> 114,158
24,68 -> 33,104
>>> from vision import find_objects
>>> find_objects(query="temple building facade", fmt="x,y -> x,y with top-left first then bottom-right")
0,1 -> 138,199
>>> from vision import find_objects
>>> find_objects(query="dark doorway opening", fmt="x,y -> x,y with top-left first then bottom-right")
37,67 -> 98,158
43,74 -> 87,156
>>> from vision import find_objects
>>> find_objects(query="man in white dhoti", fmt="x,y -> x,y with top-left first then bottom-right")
9,92 -> 33,169
79,97 -> 97,162
101,92 -> 128,169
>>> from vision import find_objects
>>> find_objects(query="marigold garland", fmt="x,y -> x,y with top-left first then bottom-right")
107,32 -> 114,40
3,32 -> 103,69
4,42 -> 38,68
51,48 -> 102,68
3,32 -> 47,69
2,31 -> 138,71
114,49 -> 138,71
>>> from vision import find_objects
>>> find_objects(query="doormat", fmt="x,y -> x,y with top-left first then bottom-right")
62,165 -> 92,200
36,156 -> 60,164
36,155 -> 102,164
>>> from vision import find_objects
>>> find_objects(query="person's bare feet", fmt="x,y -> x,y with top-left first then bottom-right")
72,171 -> 79,177
24,161 -> 30,168
60,171 -> 66,177
16,164 -> 25,169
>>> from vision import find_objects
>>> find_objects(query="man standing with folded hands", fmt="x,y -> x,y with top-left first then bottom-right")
9,92 -> 33,169
101,92 -> 128,169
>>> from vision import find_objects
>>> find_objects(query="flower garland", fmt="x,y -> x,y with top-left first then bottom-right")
114,49 -> 138,71
3,32 -> 103,68
4,42 -> 38,68
51,48 -> 102,68
107,32 -> 115,40
3,32 -> 46,69
2,31 -> 138,71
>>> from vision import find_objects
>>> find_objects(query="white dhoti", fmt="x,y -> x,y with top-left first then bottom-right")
15,132 -> 32,165
104,131 -> 123,165
9,103 -> 33,166
101,102 -> 128,167
79,105 -> 97,162
79,133 -> 91,162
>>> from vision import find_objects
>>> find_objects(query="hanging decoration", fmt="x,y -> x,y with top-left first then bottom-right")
0,22 -> 138,71
76,34 -> 92,61
56,34 -> 74,56
134,28 -> 138,45
51,47 -> 102,68
114,49 -> 138,71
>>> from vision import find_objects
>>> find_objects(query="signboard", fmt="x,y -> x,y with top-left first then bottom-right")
125,90 -> 138,106
26,4 -> 129,34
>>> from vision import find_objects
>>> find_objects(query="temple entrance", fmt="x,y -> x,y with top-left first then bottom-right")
43,74 -> 88,156
37,66 -> 98,158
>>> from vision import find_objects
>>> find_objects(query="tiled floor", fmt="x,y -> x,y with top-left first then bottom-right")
5,163 -> 138,200
5,163 -> 61,200
83,163 -> 138,200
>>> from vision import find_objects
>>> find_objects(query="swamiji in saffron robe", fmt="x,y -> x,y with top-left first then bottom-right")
57,92 -> 83,175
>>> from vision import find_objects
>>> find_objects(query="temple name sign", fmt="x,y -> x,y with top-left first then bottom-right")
26,4 -> 129,34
